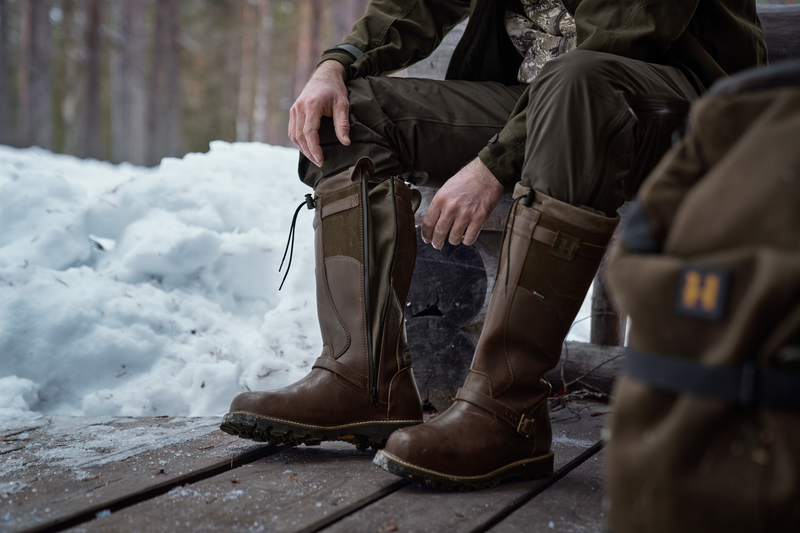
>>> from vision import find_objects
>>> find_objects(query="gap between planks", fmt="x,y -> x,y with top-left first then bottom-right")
19,443 -> 290,533
468,440 -> 605,533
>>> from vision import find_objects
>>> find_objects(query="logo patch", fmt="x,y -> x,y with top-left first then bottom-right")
550,232 -> 581,261
675,267 -> 731,321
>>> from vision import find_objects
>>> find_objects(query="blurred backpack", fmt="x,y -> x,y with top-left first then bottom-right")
606,60 -> 800,532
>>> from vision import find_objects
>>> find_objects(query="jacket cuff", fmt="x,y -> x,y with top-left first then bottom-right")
318,47 -> 360,80
478,129 -> 526,189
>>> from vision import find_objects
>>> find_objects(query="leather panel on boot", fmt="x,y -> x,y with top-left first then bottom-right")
227,368 -> 384,426
324,256 -> 369,372
377,290 -> 406,398
469,288 -> 560,409
315,229 -> 349,360
382,400 -> 541,477
387,367 -> 424,421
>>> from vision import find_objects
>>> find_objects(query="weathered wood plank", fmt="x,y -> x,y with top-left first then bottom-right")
759,5 -> 800,64
0,416 -> 280,533
319,401 -> 608,533
489,450 -> 606,533
71,441 -> 403,533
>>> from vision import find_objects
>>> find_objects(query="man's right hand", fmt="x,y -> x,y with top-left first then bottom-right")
289,60 -> 351,168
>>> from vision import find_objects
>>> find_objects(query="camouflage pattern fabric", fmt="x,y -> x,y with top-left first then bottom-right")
505,0 -> 576,83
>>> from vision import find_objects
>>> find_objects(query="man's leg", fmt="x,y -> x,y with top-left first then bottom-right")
221,77 -> 525,448
376,51 -> 700,488
301,76 -> 527,188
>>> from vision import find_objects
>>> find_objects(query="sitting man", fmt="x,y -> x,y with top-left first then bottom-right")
221,0 -> 767,490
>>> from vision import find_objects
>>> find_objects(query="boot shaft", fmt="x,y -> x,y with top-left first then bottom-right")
467,184 -> 619,412
312,158 -> 419,405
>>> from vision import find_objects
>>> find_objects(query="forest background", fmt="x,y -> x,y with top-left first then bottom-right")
0,0 -> 796,167
0,0 -> 368,166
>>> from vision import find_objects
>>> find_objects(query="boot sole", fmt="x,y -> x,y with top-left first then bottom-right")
220,412 -> 422,450
373,449 -> 554,490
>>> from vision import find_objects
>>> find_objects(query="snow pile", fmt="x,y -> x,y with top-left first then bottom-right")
0,142 -> 317,425
0,142 -> 591,427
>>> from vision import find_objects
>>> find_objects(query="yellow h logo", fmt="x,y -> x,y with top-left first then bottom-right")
676,267 -> 730,321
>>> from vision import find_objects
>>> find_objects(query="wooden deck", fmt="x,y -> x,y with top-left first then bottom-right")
1,399 -> 608,533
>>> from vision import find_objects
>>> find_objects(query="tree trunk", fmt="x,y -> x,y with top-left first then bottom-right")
83,0 -> 102,160
0,0 -> 9,146
235,0 -> 256,142
110,0 -> 147,165
252,0 -> 273,143
18,0 -> 52,150
147,0 -> 182,167
293,0 -> 322,98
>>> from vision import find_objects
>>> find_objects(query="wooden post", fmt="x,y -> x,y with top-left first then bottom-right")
590,263 -> 626,346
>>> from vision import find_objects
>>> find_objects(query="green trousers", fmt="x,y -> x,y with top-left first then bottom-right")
300,50 -> 700,216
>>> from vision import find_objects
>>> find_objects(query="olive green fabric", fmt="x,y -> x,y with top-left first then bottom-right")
320,0 -> 767,188
606,75 -> 800,532
320,182 -> 363,261
304,52 -> 697,217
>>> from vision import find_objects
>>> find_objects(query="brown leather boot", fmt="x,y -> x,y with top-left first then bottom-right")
220,158 -> 424,450
374,183 -> 618,488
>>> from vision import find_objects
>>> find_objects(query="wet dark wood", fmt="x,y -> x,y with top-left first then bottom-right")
3,401 -> 607,533
320,401 -> 607,533
0,416 -> 275,533
489,450 -> 606,533
72,441 -> 403,533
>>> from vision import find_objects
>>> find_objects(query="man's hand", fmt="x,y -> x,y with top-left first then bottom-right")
289,60 -> 351,167
422,158 -> 504,249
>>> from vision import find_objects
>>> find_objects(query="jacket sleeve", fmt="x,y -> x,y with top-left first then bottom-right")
479,0 -> 701,188
320,0 -> 471,80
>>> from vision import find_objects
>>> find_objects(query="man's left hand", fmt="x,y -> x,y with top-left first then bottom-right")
421,158 -> 503,249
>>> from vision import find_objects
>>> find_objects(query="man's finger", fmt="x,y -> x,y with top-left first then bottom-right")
431,216 -> 453,250
448,217 -> 469,246
333,99 -> 351,146
302,109 -> 323,166
421,201 -> 441,244
462,221 -> 483,246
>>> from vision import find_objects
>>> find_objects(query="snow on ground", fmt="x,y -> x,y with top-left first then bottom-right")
0,142 -> 591,428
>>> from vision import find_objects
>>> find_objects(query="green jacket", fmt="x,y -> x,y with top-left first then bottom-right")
320,0 -> 768,188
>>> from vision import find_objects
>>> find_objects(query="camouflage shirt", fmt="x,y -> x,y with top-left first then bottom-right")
505,0 -> 577,83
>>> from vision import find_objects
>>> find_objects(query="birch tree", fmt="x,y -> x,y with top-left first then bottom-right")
18,0 -> 52,149
147,0 -> 182,166
252,0 -> 272,143
111,0 -> 148,165
82,0 -> 101,159
0,0 -> 10,146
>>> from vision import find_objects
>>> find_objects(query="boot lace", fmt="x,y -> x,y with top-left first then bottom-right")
279,193 -> 316,291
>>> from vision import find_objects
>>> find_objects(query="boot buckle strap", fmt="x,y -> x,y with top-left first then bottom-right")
455,388 -> 530,436
313,356 -> 369,389
320,193 -> 360,219
517,414 -> 536,438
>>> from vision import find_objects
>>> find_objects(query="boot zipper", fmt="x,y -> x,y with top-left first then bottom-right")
585,108 -> 634,207
361,170 -> 378,405
374,178 -> 398,406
